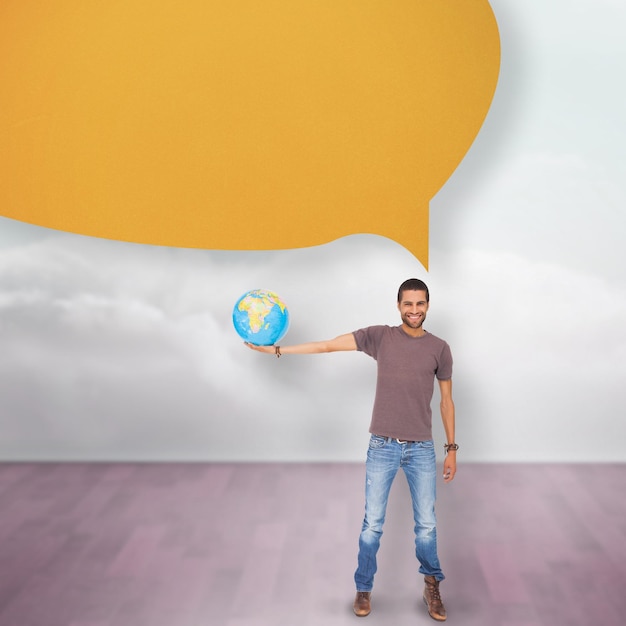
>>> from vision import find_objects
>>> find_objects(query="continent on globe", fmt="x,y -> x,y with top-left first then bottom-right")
232,289 -> 290,346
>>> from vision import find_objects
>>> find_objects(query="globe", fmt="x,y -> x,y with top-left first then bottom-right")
232,289 -> 290,346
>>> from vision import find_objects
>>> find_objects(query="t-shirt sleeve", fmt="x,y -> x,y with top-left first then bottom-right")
436,341 -> 453,380
353,326 -> 384,359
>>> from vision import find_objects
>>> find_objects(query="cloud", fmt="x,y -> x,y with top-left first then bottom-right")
0,231 -> 425,461
433,149 -> 626,284
1,226 -> 624,462
431,247 -> 626,461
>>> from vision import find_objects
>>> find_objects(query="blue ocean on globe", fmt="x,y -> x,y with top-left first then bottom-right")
232,289 -> 290,346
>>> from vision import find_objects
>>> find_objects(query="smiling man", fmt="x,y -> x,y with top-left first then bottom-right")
246,278 -> 457,621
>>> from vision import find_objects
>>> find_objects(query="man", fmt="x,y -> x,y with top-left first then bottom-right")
246,278 -> 457,621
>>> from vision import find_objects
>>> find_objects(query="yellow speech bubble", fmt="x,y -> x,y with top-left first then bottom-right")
0,0 -> 499,267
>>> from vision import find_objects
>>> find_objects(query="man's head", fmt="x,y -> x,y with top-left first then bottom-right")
397,278 -> 430,335
397,278 -> 429,303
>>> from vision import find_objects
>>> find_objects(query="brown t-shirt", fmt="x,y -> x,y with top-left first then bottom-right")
353,325 -> 453,441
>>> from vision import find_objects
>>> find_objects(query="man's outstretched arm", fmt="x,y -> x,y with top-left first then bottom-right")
245,332 -> 357,355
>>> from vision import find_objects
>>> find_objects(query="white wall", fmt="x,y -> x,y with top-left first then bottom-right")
1,0 -> 625,462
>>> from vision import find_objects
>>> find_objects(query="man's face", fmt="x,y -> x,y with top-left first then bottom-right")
398,289 -> 429,331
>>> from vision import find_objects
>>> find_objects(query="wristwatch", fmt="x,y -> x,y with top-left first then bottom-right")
444,443 -> 459,452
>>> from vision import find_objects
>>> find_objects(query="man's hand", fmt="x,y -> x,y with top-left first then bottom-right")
443,452 -> 456,483
244,342 -> 276,355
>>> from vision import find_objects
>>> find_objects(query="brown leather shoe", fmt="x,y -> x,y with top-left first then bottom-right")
353,591 -> 371,617
423,576 -> 447,621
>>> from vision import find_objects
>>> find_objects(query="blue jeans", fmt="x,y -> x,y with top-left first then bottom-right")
354,435 -> 444,591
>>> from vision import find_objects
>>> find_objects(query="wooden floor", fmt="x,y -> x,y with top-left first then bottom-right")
0,462 -> 624,626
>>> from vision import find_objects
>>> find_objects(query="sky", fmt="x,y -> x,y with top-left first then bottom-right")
1,0 -> 625,462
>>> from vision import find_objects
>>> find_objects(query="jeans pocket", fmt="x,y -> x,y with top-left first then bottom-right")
368,434 -> 387,449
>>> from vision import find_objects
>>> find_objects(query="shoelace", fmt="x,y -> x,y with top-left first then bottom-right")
427,583 -> 442,604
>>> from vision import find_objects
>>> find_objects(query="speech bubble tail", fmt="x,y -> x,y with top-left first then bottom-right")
370,202 -> 429,270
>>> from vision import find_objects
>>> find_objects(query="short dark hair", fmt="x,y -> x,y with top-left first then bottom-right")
397,278 -> 430,303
